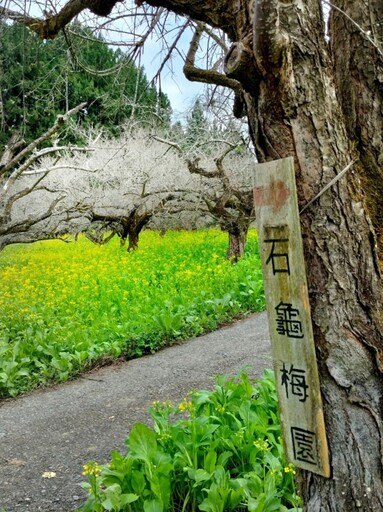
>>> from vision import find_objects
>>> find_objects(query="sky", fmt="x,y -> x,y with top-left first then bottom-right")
138,34 -> 205,122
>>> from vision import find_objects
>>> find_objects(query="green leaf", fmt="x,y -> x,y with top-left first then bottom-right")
120,493 -> 139,505
128,423 -> 158,463
204,450 -> 217,474
199,485 -> 225,512
238,400 -> 257,427
131,469 -> 146,495
263,493 -> 282,512
217,451 -> 232,467
102,483 -> 122,511
143,498 -> 164,512
229,487 -> 244,508
187,468 -> 211,484
149,470 -> 171,507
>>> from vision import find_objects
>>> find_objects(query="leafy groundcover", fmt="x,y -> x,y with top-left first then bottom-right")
78,371 -> 302,512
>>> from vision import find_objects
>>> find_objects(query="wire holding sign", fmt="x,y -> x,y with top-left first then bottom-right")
254,157 -> 330,478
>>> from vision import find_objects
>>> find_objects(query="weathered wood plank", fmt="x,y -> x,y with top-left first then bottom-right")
253,156 -> 330,477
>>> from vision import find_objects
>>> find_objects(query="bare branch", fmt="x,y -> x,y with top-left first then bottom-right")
183,23 -> 241,91
152,20 -> 190,81
0,193 -> 65,238
0,1 -> 121,39
0,102 -> 87,178
151,135 -> 183,155
0,133 -> 25,169
21,165 -> 99,176
2,172 -> 49,224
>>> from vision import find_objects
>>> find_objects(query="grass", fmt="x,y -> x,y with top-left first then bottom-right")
0,229 -> 265,398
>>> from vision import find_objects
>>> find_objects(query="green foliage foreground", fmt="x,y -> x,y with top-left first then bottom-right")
79,371 -> 302,512
0,230 -> 265,398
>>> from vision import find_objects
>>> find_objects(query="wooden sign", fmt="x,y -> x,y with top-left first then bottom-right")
253,157 -> 330,477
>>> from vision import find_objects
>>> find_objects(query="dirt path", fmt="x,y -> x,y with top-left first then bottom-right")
0,312 -> 271,512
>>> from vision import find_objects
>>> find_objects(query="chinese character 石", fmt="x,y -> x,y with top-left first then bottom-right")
265,238 -> 290,275
275,302 -> 304,338
280,363 -> 308,402
291,427 -> 316,464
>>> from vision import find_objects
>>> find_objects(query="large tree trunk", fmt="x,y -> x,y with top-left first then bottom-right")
330,0 -> 383,254
246,1 -> 383,509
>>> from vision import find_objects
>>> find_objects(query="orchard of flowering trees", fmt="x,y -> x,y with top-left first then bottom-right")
0,118 -> 256,259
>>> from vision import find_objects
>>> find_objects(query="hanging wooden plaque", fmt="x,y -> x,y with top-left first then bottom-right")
253,156 -> 330,477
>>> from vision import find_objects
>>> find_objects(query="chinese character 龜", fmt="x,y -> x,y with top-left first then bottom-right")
275,302 -> 304,338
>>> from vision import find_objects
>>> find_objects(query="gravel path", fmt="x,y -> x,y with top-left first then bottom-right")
0,312 -> 271,512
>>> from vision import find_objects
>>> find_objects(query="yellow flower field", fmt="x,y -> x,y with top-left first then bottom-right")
0,229 -> 264,397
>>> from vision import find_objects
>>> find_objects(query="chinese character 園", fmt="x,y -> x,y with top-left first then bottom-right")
291,427 -> 317,464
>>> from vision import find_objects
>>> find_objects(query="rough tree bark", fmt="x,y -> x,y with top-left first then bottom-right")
3,0 -> 383,510
247,1 -> 383,509
226,225 -> 248,263
330,0 -> 383,254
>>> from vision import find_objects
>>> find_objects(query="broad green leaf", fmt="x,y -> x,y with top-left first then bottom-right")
229,487 -> 244,508
102,483 -> 122,511
263,493 -> 283,512
199,485 -> 224,512
120,493 -> 139,505
149,470 -> 171,507
188,468 -> 211,484
238,400 -> 257,427
217,451 -> 232,467
128,423 -> 158,463
131,469 -> 146,495
143,498 -> 164,512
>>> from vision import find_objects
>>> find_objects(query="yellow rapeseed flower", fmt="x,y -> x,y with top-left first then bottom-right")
178,400 -> 192,413
284,463 -> 297,475
253,439 -> 270,451
82,461 -> 101,477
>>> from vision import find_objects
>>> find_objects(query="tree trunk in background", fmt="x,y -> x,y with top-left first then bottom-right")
126,230 -> 139,252
119,215 -> 152,252
226,227 -> 248,262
